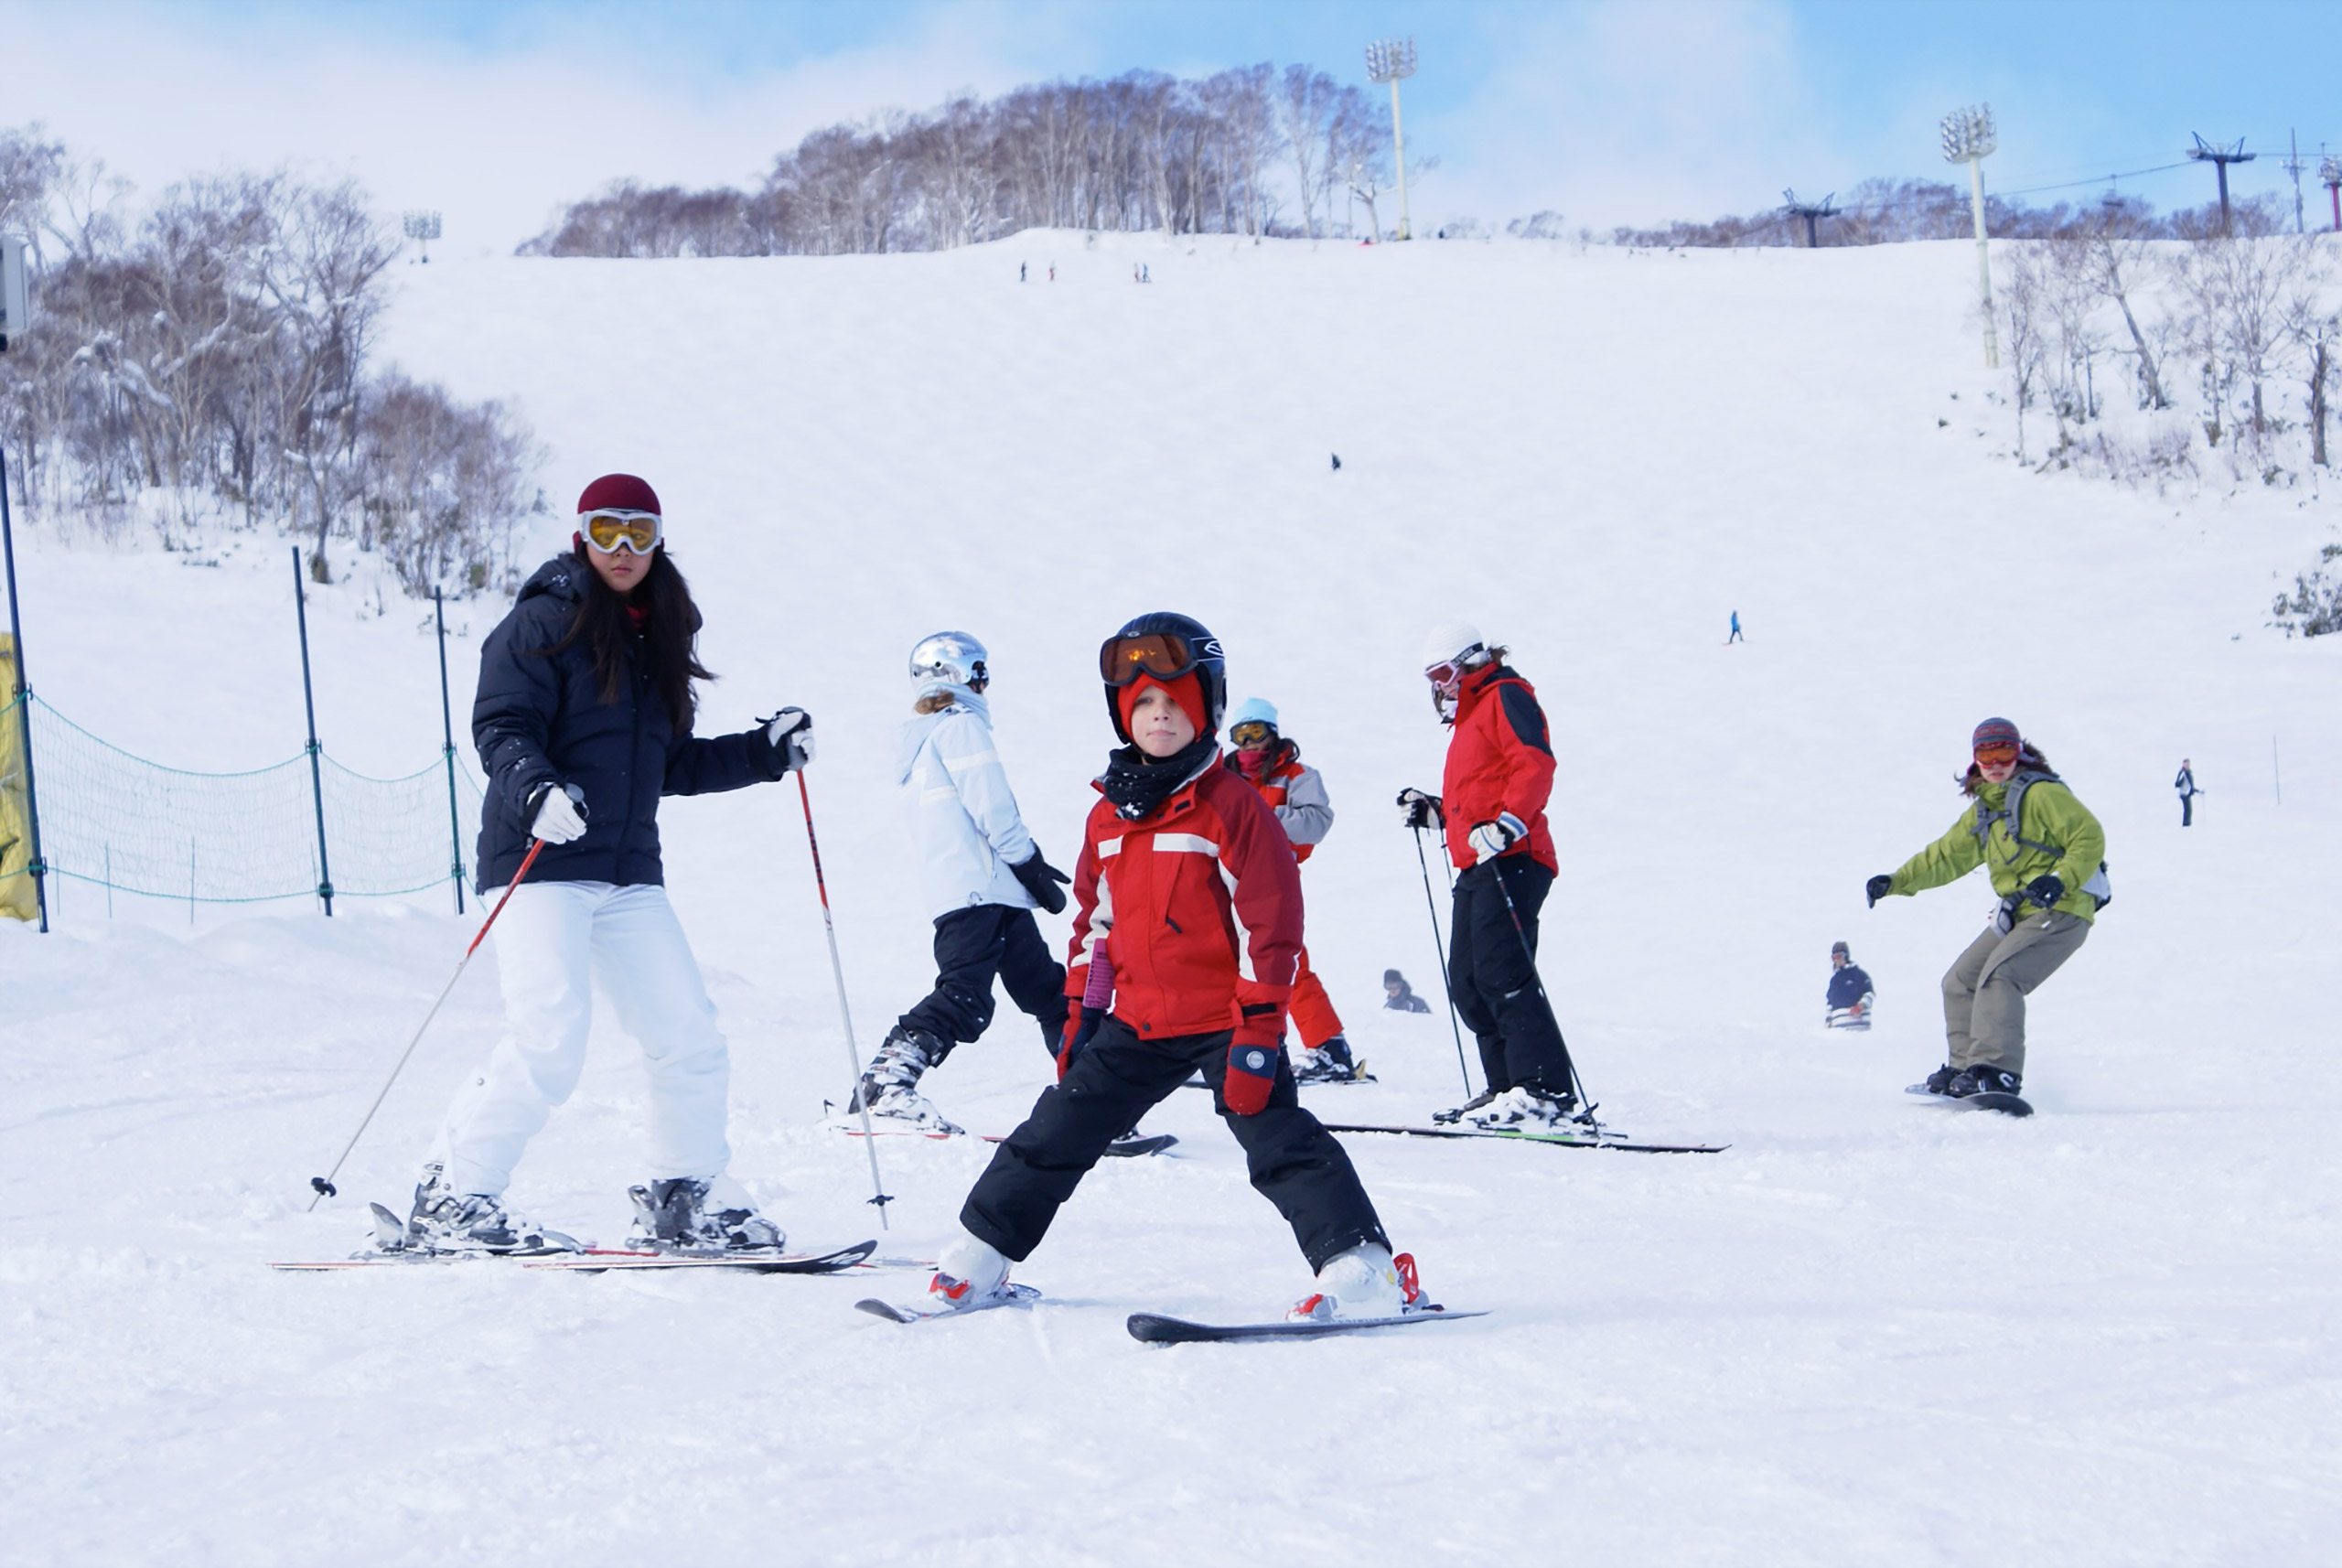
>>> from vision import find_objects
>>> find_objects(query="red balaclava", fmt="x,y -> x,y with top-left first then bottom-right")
1116,671 -> 1208,745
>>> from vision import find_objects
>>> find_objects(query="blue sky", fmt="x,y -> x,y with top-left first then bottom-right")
10,0 -> 2340,250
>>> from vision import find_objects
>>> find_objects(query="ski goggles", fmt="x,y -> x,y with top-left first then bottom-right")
1229,719 -> 1276,749
1973,741 -> 2021,767
1100,630 -> 1204,687
580,509 -> 662,554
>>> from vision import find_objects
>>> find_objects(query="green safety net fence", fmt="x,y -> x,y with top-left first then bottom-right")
0,693 -> 485,906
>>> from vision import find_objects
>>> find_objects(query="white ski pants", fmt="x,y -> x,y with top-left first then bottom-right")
431,880 -> 731,1196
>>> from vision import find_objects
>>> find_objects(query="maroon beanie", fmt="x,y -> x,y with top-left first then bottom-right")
577,473 -> 661,516
1971,716 -> 2021,752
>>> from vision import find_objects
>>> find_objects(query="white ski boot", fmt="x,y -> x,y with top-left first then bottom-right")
628,1175 -> 785,1252
404,1165 -> 580,1254
928,1230 -> 1017,1311
1288,1243 -> 1425,1321
848,1026 -> 963,1134
1466,1085 -> 1578,1129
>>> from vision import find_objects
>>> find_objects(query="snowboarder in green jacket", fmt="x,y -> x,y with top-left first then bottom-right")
1864,717 -> 2105,1100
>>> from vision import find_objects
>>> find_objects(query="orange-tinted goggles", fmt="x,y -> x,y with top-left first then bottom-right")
1229,720 -> 1275,749
582,509 -> 661,554
1101,631 -> 1198,687
1974,742 -> 2020,767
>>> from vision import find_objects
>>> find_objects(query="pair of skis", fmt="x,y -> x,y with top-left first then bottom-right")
269,1202 -> 887,1273
854,1283 -> 1489,1345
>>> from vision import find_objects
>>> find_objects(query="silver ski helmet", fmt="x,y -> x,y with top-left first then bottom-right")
1099,611 -> 1226,744
908,630 -> 989,697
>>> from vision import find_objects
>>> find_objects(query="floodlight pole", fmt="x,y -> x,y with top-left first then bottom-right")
1941,103 -> 2000,370
1365,38 -> 1417,242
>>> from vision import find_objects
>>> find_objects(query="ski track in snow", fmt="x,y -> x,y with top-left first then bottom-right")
4,233 -> 2339,1564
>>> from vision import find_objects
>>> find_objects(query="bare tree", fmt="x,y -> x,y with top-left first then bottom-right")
2081,217 -> 2168,410
2280,237 -> 2340,467
1277,67 -> 1338,238
1998,245 -> 2050,463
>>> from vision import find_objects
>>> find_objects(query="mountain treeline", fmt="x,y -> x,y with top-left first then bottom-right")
521,65 -> 1419,257
1613,175 -> 2272,250
0,125 -> 542,595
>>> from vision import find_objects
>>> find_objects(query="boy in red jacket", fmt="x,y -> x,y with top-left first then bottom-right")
929,613 -> 1425,1321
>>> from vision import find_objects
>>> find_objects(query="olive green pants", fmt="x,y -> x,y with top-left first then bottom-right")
1940,910 -> 2090,1074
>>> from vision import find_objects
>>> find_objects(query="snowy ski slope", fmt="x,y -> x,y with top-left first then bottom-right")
4,232 -> 2338,1564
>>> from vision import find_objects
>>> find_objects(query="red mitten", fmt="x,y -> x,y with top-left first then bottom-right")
1058,1006 -> 1103,1081
1224,1005 -> 1284,1116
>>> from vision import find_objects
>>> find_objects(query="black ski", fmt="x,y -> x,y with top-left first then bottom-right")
272,1204 -> 884,1272
1316,1122 -> 1727,1155
838,1126 -> 1177,1157
1128,1307 -> 1489,1345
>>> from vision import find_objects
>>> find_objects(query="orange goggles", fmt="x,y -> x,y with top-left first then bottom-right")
1973,742 -> 2020,767
1229,720 -> 1275,748
581,509 -> 661,554
1101,631 -> 1200,686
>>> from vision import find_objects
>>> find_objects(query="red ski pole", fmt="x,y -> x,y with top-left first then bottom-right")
797,771 -> 893,1226
305,836 -> 549,1209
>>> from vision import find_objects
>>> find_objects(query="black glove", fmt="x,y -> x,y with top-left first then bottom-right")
1864,874 -> 1893,908
761,708 -> 813,772
2024,874 -> 2065,908
1012,849 -> 1071,915
1397,788 -> 1445,831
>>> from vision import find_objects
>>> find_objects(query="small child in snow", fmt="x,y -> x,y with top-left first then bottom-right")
1224,697 -> 1370,1084
1383,969 -> 1433,1013
846,632 -> 1071,1133
925,612 -> 1430,1322
1824,940 -> 1875,1030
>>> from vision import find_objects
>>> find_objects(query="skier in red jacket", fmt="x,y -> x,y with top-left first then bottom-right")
1399,620 -> 1582,1127
928,613 -> 1427,1322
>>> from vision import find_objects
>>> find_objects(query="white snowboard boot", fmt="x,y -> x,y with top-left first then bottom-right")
929,1230 -> 1015,1311
1288,1242 -> 1424,1321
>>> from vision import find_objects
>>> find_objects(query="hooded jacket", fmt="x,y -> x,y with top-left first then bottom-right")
1439,662 -> 1559,874
1227,739 -> 1333,862
897,688 -> 1040,920
1885,774 -> 2106,924
472,554 -> 785,891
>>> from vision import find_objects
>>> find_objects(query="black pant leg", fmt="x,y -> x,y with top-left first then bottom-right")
898,907 -> 1008,1050
994,908 -> 1070,1060
1198,1033 -> 1392,1273
958,1016 -> 1192,1262
1464,859 -> 1575,1094
1448,875 -> 1509,1092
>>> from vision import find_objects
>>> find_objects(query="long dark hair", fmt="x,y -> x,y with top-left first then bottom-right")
1960,741 -> 2055,795
552,544 -> 715,734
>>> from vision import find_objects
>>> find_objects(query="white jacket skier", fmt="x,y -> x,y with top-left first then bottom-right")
898,688 -> 1040,919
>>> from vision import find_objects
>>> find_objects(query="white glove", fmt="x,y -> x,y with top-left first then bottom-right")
1468,811 -> 1527,865
764,708 -> 813,771
530,783 -> 587,844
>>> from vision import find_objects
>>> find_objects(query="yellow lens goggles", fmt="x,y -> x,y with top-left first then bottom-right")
582,510 -> 661,554
1229,720 -> 1275,748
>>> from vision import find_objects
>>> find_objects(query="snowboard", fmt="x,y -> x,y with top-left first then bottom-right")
854,1283 -> 1043,1324
837,1125 -> 1178,1157
1127,1307 -> 1489,1345
1905,1084 -> 2035,1118
1316,1122 -> 1728,1155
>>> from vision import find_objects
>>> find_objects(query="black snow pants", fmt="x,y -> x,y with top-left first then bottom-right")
898,905 -> 1068,1060
1449,855 -> 1576,1096
959,1016 -> 1390,1272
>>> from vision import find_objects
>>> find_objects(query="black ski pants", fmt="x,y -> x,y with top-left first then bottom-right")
1449,855 -> 1575,1096
960,1016 -> 1390,1272
898,905 -> 1068,1061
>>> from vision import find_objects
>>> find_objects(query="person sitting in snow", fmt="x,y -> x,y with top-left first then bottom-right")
924,612 -> 1432,1323
1824,940 -> 1875,1030
845,631 -> 1072,1133
1383,969 -> 1433,1014
1223,697 -> 1370,1084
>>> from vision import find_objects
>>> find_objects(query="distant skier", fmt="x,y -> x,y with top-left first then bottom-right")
1825,940 -> 1875,1030
1142,263 -> 1150,283
1383,969 -> 1433,1014
408,474 -> 811,1253
1019,262 -> 1026,283
1865,717 -> 2106,1101
1727,610 -> 1744,644
926,613 -> 1430,1322
2175,758 -> 2198,827
844,632 -> 1072,1133
1224,697 -> 1369,1083
1397,621 -> 1581,1126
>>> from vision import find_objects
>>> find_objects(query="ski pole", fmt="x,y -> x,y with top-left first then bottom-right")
306,835 -> 549,1209
1483,855 -> 1596,1116
796,771 -> 892,1228
1411,823 -> 1477,1098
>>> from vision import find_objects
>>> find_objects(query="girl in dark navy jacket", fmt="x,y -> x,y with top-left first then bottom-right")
407,474 -> 812,1253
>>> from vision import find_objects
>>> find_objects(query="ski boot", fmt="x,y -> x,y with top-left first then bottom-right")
1466,1084 -> 1579,1129
628,1176 -> 785,1252
929,1231 -> 1018,1312
1292,1036 -> 1374,1085
848,1026 -> 962,1133
1288,1244 -> 1427,1322
404,1165 -> 580,1254
1433,1087 -> 1504,1125
1949,1064 -> 2022,1099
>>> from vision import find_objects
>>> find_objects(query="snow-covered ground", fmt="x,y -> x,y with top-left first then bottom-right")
5,233 -> 2338,1565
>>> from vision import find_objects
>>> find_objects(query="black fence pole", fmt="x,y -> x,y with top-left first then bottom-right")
293,546 -> 333,916
1,438 -> 48,932
435,586 -> 465,915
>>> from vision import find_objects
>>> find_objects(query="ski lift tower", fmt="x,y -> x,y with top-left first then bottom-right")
2323,153 -> 2342,233
1364,37 -> 1416,241
403,209 -> 442,263
2187,135 -> 2256,236
1941,103 -> 2000,370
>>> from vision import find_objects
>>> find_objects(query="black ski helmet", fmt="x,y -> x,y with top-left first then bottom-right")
1100,610 -> 1226,744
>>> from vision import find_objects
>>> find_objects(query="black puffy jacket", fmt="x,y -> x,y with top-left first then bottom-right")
472,554 -> 786,892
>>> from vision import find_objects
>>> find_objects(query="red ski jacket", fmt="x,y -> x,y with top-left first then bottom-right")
1440,663 -> 1558,874
1228,741 -> 1330,864
1065,754 -> 1303,1039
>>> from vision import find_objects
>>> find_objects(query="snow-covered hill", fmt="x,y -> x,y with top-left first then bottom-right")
5,233 -> 2337,1564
